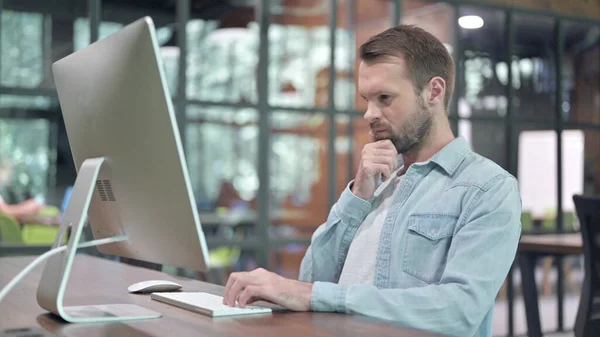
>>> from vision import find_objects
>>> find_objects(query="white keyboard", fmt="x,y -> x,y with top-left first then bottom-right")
150,292 -> 272,317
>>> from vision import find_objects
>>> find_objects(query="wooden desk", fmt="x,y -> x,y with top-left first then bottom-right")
517,233 -> 583,337
0,255 -> 444,337
519,234 -> 583,255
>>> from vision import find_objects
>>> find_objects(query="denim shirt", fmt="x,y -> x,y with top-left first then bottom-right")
299,137 -> 522,337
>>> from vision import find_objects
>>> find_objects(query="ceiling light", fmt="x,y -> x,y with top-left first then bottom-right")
459,15 -> 484,29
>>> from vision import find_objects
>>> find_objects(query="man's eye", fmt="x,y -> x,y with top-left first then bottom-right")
380,95 -> 390,102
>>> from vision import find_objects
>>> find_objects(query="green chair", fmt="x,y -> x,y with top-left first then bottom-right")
542,210 -> 576,232
0,212 -> 54,257
0,212 -> 25,243
21,224 -> 61,245
521,211 -> 533,233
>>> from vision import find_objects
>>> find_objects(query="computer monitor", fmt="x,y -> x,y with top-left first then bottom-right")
35,17 -> 210,323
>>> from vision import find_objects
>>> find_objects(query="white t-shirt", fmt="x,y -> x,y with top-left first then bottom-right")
338,168 -> 404,285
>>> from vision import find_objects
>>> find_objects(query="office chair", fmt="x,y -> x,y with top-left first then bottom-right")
572,194 -> 600,337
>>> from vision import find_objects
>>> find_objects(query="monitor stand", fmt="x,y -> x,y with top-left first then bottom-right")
35,157 -> 162,323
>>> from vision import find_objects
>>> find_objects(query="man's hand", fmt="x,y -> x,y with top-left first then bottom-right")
223,268 -> 313,311
352,133 -> 399,200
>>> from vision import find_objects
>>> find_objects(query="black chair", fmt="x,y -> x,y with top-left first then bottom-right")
573,194 -> 600,337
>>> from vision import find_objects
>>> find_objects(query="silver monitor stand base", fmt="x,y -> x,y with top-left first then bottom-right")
35,157 -> 162,323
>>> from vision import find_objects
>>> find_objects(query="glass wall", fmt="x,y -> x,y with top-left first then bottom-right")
186,106 -> 259,205
0,0 -> 75,204
562,20 -> 600,199
186,17 -> 257,104
0,118 -> 52,201
453,6 -> 509,187
1,9 -> 46,89
513,14 -> 556,121
563,21 -> 600,126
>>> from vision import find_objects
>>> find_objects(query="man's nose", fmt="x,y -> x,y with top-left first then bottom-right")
364,102 -> 381,122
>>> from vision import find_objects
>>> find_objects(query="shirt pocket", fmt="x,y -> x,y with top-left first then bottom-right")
402,214 -> 458,284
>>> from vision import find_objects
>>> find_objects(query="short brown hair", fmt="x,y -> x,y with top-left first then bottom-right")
359,25 -> 455,111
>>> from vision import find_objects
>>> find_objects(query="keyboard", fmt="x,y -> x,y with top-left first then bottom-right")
150,292 -> 273,317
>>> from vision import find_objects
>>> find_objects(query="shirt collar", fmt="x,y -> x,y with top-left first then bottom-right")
396,136 -> 471,176
429,136 -> 471,176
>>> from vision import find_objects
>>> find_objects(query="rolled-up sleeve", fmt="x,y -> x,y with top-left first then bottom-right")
298,181 -> 372,283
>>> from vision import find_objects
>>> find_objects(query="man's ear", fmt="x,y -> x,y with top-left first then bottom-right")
426,77 -> 446,106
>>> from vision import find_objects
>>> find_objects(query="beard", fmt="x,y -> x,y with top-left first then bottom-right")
370,97 -> 434,154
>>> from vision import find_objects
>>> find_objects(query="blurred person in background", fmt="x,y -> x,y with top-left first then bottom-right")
0,161 -> 45,222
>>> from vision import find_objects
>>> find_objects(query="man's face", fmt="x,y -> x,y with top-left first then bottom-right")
358,55 -> 433,154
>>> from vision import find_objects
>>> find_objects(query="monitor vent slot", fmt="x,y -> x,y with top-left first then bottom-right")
103,180 -> 116,201
96,179 -> 116,202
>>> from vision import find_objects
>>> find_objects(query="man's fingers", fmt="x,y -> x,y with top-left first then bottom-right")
365,163 -> 392,180
379,164 -> 392,181
371,139 -> 396,150
223,272 -> 242,304
362,149 -> 397,159
224,268 -> 274,306
223,277 -> 237,306
225,278 -> 245,307
223,273 -> 236,304
237,285 -> 264,308
363,153 -> 398,172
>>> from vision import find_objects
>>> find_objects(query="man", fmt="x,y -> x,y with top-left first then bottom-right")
0,163 -> 45,222
223,25 -> 521,337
